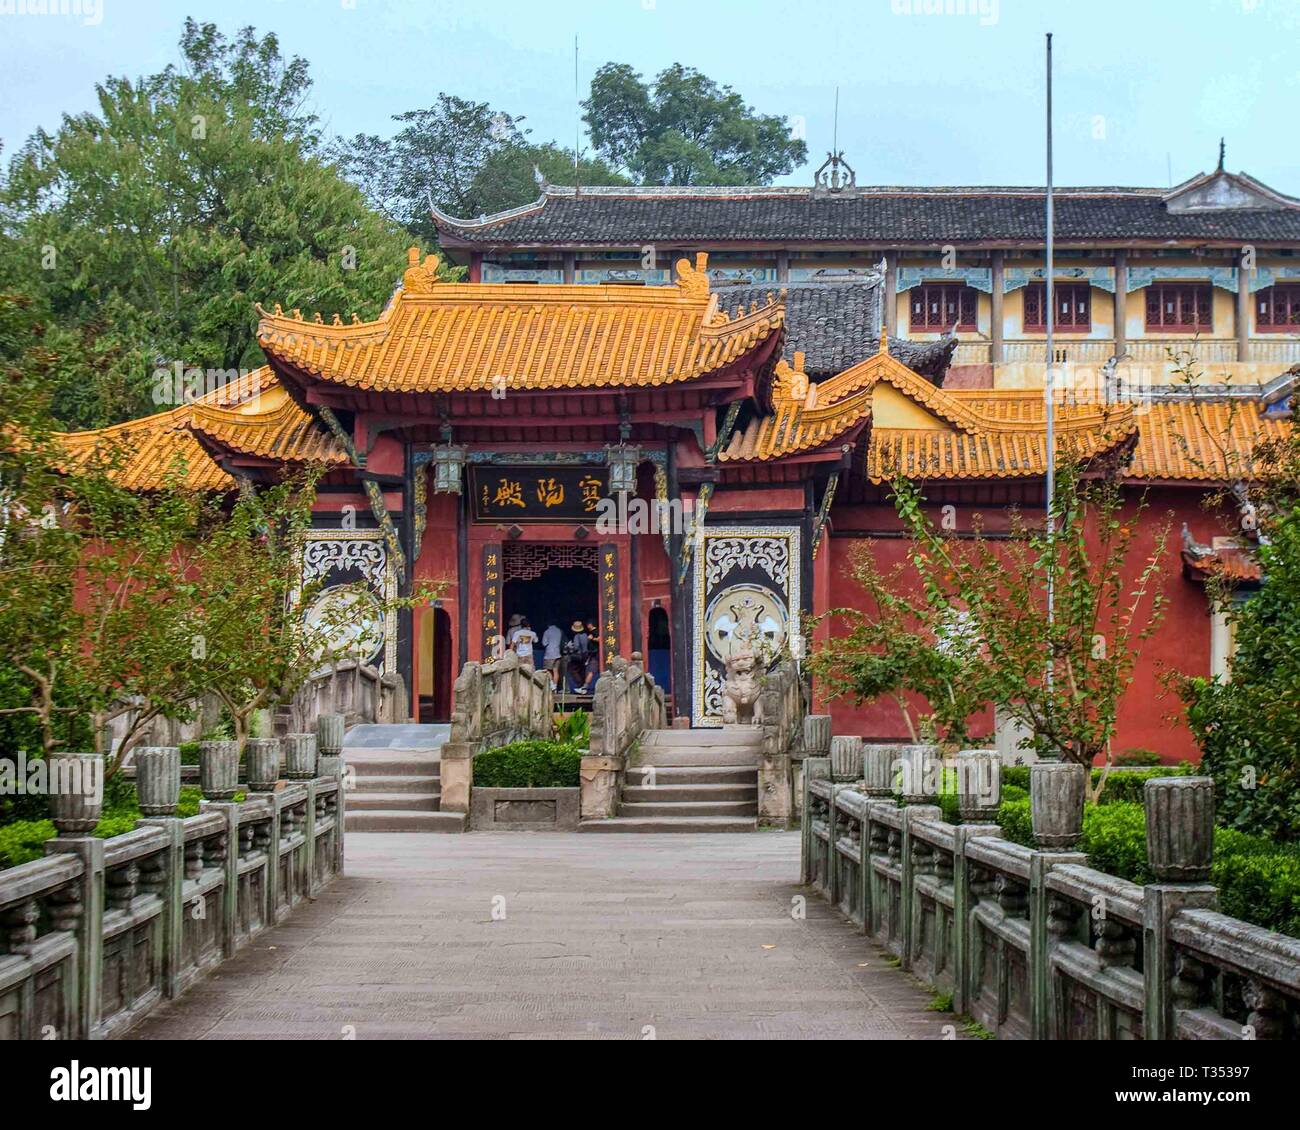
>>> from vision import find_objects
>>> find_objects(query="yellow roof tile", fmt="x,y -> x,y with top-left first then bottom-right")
186,383 -> 345,466
256,250 -> 784,394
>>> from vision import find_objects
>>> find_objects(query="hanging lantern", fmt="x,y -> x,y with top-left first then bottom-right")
604,442 -> 641,496
431,442 -> 467,494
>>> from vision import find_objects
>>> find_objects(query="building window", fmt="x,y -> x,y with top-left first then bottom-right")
909,284 -> 978,332
1023,283 -> 1091,332
1256,283 -> 1300,331
1144,284 -> 1213,332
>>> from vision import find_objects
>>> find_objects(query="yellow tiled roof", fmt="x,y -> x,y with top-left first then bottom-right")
256,249 -> 784,394
1125,400 -> 1291,481
187,383 -> 345,466
720,344 -> 1139,478
53,367 -> 334,491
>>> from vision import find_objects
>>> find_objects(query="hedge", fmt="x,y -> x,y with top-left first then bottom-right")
991,795 -> 1300,939
472,740 -> 582,789
1,784 -> 206,870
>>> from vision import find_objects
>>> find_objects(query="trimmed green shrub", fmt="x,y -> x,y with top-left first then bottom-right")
999,764 -> 1193,806
1115,748 -> 1162,767
473,740 -> 582,789
995,796 -> 1033,846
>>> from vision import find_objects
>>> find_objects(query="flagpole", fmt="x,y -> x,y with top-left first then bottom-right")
1045,32 -> 1056,623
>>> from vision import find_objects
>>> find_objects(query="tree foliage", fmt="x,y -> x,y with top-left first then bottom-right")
0,19 -> 411,427
1180,402 -> 1300,840
583,62 -> 807,185
334,95 -> 627,234
811,461 -> 1169,778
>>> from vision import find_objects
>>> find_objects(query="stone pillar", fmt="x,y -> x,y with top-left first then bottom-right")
439,745 -> 473,814
579,755 -> 623,820
244,737 -> 282,793
883,251 -> 898,337
1235,265 -> 1251,362
317,713 -> 345,777
46,751 -> 104,833
136,747 -> 180,816
199,740 -> 240,801
955,749 -> 1001,822
282,733 -> 318,780
1142,776 -> 1218,1040
1029,760 -> 1086,849
43,835 -> 104,1039
862,744 -> 896,798
990,251 -> 1005,364
802,714 -> 831,758
137,815 -> 185,1000
830,734 -> 863,781
895,743 -> 940,805
1114,250 -> 1128,358
801,757 -> 832,885
899,804 -> 942,971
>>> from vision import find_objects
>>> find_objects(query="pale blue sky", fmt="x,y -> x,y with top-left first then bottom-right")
2,0 -> 1298,195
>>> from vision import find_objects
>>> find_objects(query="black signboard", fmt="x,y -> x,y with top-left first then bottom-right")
471,465 -> 612,523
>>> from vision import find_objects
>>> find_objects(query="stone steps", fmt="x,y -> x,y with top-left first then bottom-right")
633,737 -> 763,767
578,815 -> 757,833
342,736 -> 463,833
345,810 -> 467,833
347,791 -> 442,812
617,800 -> 757,818
581,731 -> 761,833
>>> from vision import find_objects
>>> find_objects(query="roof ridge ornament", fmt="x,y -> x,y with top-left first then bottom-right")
675,252 -> 711,300
403,246 -> 441,295
813,150 -> 857,197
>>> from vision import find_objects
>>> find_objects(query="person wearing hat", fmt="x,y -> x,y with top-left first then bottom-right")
506,613 -> 524,646
563,620 -> 590,694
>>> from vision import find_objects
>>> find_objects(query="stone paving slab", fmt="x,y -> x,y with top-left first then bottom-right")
129,832 -> 961,1040
343,723 -> 450,749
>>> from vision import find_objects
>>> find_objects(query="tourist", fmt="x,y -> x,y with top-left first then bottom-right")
505,613 -> 524,645
564,620 -> 590,694
513,617 -> 538,665
541,621 -> 564,688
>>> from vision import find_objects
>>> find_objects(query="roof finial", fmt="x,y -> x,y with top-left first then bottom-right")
1217,137 -> 1226,172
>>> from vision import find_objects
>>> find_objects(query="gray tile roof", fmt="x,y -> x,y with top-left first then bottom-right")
719,281 -> 956,383
433,184 -> 1300,245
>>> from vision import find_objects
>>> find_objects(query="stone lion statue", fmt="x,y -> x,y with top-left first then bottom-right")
720,597 -> 769,725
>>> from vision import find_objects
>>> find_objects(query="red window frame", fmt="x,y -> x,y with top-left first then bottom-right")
1256,283 -> 1300,332
1145,284 -> 1213,332
1023,282 -> 1091,332
909,284 -> 978,333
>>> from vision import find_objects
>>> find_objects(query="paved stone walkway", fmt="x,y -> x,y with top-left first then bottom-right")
131,832 -> 954,1039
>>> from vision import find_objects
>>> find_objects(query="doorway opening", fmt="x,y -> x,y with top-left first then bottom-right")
417,606 -> 454,722
501,544 -> 599,696
647,605 -> 672,696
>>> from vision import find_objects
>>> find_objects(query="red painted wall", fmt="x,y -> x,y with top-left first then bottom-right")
820,486 -> 1221,764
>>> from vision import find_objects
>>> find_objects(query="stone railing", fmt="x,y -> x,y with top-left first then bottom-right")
287,660 -> 407,734
581,654 -> 668,819
439,652 -> 555,813
802,757 -> 1300,1040
755,659 -> 806,824
0,739 -> 343,1040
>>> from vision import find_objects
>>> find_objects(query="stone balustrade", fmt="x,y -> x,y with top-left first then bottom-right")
439,652 -> 555,813
756,659 -> 807,823
288,659 -> 407,734
581,655 -> 668,819
0,756 -> 343,1041
802,760 -> 1300,1040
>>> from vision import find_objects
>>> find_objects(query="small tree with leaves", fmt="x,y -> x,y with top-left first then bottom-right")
812,461 -> 1169,797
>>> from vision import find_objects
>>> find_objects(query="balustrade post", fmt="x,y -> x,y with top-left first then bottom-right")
43,834 -> 103,1039
1028,760 -> 1089,1039
203,800 -> 241,959
801,757 -> 831,885
1142,776 -> 1218,1040
899,804 -> 941,971
951,822 -> 1003,1016
830,735 -> 863,782
137,814 -> 185,1001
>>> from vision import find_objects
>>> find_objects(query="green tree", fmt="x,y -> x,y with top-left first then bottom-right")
0,19 -> 411,427
812,462 -> 1169,788
1180,403 -> 1300,840
583,62 -> 807,185
335,97 -> 626,233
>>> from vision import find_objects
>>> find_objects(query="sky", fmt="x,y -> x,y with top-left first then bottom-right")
1,0 -> 1298,198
